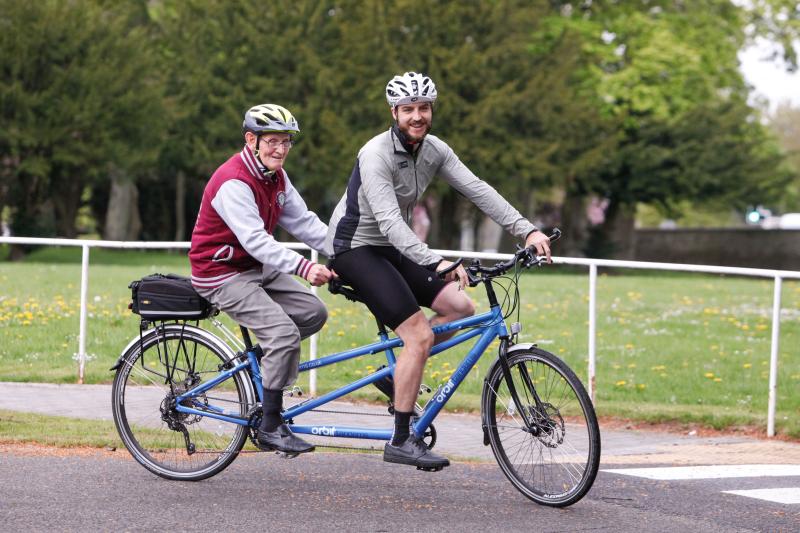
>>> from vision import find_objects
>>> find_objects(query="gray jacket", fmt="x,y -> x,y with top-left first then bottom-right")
325,128 -> 537,266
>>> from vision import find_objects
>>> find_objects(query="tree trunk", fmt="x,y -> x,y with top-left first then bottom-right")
104,173 -> 142,240
598,201 -> 637,260
174,170 -> 186,241
559,190 -> 589,257
457,196 -> 476,251
477,216 -> 503,253
51,176 -> 84,238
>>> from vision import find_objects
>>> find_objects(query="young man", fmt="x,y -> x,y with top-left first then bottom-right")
190,104 -> 333,455
325,72 -> 552,470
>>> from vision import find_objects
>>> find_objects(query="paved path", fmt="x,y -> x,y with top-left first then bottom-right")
2,381 -> 799,465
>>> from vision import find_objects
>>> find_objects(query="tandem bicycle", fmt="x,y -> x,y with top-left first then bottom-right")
110,229 -> 601,507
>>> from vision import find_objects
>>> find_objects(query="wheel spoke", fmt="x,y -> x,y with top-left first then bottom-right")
112,327 -> 250,481
484,349 -> 599,506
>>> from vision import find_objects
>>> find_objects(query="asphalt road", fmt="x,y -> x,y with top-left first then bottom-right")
2,450 -> 798,532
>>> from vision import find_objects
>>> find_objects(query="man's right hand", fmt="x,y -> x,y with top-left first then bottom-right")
436,260 -> 468,290
306,264 -> 334,286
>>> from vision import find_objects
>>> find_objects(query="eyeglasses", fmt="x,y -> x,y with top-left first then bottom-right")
260,138 -> 293,149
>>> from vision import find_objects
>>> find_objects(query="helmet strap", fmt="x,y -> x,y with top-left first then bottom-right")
253,133 -> 261,158
252,133 -> 277,179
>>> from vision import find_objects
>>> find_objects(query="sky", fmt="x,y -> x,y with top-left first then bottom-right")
738,37 -> 800,112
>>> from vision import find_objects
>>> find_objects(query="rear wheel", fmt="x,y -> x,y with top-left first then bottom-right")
482,347 -> 600,507
112,324 -> 253,481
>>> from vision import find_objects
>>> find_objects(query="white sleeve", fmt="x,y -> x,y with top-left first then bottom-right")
277,174 -> 329,256
210,180 -> 310,275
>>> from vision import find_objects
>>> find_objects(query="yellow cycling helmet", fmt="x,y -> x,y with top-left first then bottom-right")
242,104 -> 300,135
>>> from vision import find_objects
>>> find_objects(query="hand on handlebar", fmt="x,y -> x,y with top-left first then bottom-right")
306,264 -> 334,286
436,259 -> 469,290
525,230 -> 552,263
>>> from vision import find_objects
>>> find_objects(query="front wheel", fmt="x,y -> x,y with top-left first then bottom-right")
482,347 -> 600,507
112,324 -> 253,481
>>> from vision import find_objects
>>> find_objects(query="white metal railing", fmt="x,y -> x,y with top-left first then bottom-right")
1,236 -> 799,436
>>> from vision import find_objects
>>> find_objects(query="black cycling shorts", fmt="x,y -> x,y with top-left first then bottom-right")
329,246 -> 449,330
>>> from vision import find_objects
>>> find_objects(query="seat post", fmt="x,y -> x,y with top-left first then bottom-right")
239,326 -> 254,350
375,318 -> 389,337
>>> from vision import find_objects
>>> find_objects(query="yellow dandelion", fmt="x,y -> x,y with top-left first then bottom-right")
336,330 -> 345,337
713,378 -> 722,382
615,380 -> 627,387
743,363 -> 752,369
637,384 -> 646,390
704,372 -> 715,378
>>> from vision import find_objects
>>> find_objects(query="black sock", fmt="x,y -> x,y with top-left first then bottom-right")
260,389 -> 283,433
391,410 -> 412,446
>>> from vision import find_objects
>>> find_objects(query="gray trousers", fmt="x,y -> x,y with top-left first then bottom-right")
196,267 -> 327,390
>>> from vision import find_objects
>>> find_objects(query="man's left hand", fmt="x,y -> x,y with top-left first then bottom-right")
525,230 -> 552,263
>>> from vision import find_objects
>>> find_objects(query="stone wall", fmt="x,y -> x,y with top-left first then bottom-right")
634,229 -> 800,271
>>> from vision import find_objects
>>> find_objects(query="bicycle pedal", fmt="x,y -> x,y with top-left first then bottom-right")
416,465 -> 444,472
276,451 -> 300,459
283,386 -> 303,397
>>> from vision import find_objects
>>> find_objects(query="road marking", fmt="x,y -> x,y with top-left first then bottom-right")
602,464 -> 800,480
723,488 -> 800,504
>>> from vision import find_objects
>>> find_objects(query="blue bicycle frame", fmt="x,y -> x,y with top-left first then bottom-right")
174,304 -> 508,441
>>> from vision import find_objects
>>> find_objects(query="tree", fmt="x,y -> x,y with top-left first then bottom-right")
0,0 -> 164,243
539,1 -> 790,257
768,102 -> 800,211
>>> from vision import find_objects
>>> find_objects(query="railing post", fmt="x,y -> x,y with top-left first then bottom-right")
767,276 -> 783,437
78,244 -> 90,384
309,249 -> 319,396
588,263 -> 597,402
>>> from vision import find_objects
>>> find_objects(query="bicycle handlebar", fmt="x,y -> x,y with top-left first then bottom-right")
463,228 -> 561,285
329,228 -> 562,297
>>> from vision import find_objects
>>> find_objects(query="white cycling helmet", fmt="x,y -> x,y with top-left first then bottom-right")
242,104 -> 300,135
385,72 -> 438,107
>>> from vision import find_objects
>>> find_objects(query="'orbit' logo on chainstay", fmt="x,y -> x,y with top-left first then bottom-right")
435,379 -> 455,403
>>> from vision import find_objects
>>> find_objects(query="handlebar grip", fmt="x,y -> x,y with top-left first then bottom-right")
436,258 -> 463,279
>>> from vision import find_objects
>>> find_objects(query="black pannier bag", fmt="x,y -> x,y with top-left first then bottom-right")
129,273 -> 213,320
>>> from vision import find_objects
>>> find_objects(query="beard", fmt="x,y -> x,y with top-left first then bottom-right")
398,118 -> 432,143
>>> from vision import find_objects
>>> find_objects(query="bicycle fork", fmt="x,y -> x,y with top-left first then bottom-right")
495,338 -> 548,436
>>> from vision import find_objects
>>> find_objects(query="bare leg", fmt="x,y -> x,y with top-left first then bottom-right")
393,311 -> 434,412
429,283 -> 476,344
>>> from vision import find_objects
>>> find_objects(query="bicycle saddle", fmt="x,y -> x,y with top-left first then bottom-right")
327,278 -> 364,304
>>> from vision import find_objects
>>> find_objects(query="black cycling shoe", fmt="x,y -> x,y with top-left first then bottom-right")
257,424 -> 315,454
383,435 -> 450,471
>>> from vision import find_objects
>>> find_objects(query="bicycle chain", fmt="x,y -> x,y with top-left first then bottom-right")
302,407 -> 392,417
188,404 -> 399,455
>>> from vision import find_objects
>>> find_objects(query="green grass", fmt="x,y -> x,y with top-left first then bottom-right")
0,409 -> 122,448
1,248 -> 799,437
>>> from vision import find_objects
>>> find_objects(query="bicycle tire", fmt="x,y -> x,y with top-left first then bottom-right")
112,324 -> 253,481
481,346 -> 600,507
